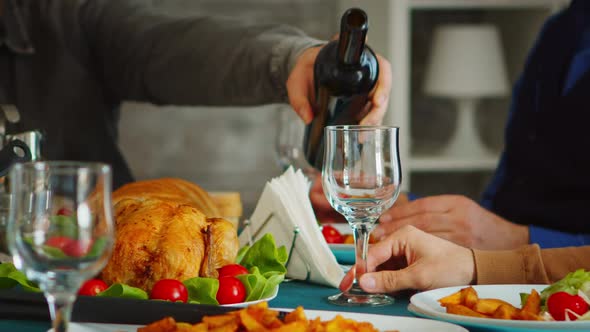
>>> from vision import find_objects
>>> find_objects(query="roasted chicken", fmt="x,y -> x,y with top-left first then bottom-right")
100,178 -> 239,291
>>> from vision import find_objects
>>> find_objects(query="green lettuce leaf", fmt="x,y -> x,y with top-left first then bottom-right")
0,263 -> 40,292
237,233 -> 288,275
86,237 -> 109,258
49,215 -> 78,238
183,277 -> 219,305
237,266 -> 284,302
97,283 -> 148,299
541,269 -> 590,302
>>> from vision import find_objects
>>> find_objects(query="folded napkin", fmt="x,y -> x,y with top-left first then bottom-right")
238,167 -> 344,288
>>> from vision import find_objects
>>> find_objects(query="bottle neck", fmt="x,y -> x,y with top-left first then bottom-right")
337,8 -> 368,65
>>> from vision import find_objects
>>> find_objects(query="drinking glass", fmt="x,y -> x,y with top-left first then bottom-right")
323,125 -> 401,306
275,108 -> 319,181
7,161 -> 115,332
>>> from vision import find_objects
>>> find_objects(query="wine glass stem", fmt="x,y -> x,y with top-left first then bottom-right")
350,222 -> 372,294
46,292 -> 75,332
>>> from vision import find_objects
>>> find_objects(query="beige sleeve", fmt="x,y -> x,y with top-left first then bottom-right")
473,245 -> 590,285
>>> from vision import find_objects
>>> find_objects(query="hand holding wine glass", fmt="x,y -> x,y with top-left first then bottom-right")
323,125 -> 401,306
7,162 -> 115,332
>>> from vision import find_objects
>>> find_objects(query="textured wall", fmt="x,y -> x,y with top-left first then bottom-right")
118,1 -> 552,217
118,0 -> 334,217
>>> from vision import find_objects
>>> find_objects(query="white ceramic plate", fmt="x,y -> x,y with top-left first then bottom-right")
409,284 -> 590,330
222,285 -> 278,307
54,308 -> 467,332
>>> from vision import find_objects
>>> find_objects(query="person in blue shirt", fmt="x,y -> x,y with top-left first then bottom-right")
312,0 -> 590,250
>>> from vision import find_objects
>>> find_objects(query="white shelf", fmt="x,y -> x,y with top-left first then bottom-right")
410,0 -> 568,10
410,156 -> 499,172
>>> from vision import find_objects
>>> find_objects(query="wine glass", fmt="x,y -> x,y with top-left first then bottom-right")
275,107 -> 319,181
322,125 -> 401,306
6,161 -> 115,332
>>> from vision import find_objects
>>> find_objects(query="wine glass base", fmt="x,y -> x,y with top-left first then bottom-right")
327,292 -> 395,307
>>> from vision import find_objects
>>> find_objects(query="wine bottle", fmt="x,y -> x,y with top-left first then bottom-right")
303,7 -> 379,169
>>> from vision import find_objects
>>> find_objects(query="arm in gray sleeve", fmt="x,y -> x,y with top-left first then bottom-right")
79,0 -> 323,106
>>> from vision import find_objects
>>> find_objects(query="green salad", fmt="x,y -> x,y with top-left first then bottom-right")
0,233 -> 287,305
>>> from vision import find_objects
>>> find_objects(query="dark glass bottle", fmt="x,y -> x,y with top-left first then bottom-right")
303,8 -> 379,169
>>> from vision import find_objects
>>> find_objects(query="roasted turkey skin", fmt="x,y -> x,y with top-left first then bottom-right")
100,178 -> 239,291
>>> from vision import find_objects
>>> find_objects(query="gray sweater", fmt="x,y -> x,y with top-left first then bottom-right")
1,0 -> 320,187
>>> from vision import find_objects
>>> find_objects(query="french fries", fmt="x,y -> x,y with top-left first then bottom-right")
138,302 -> 398,332
438,286 -> 543,321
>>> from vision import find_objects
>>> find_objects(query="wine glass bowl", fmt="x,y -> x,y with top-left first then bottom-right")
322,125 -> 401,306
7,161 -> 115,332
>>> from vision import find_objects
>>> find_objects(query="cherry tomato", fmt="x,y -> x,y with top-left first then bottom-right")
63,240 -> 93,258
56,207 -> 73,216
45,236 -> 74,251
547,291 -> 589,321
216,276 -> 246,305
150,279 -> 188,303
218,264 -> 249,278
321,224 -> 344,244
78,279 -> 108,296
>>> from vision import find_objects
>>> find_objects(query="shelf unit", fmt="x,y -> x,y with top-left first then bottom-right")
340,0 -> 568,192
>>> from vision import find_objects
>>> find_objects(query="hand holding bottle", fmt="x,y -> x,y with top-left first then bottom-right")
286,32 -> 391,127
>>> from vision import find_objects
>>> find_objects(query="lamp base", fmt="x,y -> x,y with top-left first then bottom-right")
441,98 -> 496,159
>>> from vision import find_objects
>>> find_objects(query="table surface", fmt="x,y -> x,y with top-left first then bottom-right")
0,281 -> 571,332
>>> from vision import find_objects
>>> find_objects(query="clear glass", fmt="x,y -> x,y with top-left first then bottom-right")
6,161 -> 115,332
323,125 -> 401,306
275,108 -> 319,181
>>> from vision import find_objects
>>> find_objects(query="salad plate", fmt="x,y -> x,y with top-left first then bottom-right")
51,308 -> 468,332
222,285 -> 278,307
323,223 -> 356,264
409,284 -> 590,330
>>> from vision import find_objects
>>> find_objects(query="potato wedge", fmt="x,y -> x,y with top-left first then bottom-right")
445,303 -> 490,318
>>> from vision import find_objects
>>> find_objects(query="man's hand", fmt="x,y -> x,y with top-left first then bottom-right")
309,177 -> 343,223
309,176 -> 410,223
286,46 -> 392,125
339,225 -> 475,293
373,195 -> 529,250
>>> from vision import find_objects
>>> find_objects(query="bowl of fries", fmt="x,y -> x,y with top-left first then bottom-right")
409,284 -> 590,330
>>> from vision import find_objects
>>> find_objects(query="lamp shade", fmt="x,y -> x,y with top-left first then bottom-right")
424,24 -> 509,99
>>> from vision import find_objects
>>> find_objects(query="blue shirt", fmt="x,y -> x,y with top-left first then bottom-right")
481,0 -> 590,248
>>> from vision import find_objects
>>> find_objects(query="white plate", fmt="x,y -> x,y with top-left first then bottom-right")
409,284 -> 590,330
55,308 -> 467,332
222,285 -> 278,307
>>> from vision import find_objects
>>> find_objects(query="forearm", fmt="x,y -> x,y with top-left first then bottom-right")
473,245 -> 590,285
80,0 -> 322,105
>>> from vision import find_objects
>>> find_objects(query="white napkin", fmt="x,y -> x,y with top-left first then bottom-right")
239,167 -> 344,288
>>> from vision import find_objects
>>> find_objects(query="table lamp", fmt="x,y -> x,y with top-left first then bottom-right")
424,24 -> 509,158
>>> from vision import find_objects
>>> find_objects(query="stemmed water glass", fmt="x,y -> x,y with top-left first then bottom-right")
6,161 -> 115,332
322,125 -> 401,306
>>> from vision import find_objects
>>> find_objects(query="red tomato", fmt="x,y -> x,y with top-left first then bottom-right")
321,225 -> 344,244
56,207 -> 73,216
218,264 -> 249,278
63,240 -> 93,258
45,236 -> 74,251
216,276 -> 246,305
150,279 -> 188,303
547,291 -> 589,321
78,279 -> 108,296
